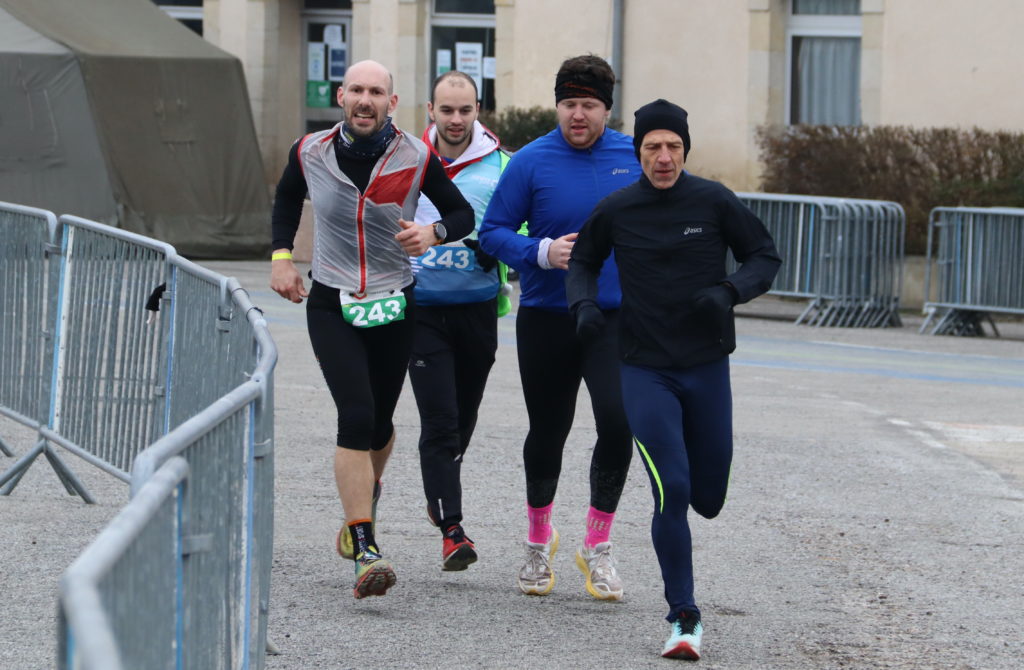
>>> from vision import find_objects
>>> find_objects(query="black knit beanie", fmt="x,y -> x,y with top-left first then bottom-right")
632,99 -> 691,159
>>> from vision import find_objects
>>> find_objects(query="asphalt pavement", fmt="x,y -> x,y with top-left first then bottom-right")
2,260 -> 1022,670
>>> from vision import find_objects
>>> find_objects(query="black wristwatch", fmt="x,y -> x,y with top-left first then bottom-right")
432,222 -> 447,245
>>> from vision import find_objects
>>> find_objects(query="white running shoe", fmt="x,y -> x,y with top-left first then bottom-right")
575,541 -> 623,601
661,612 -> 703,660
517,528 -> 559,595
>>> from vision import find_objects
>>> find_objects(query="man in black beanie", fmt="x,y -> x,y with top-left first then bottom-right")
631,98 -> 691,163
567,99 -> 782,660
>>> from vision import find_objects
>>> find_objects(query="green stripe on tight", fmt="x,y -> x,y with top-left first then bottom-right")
633,436 -> 664,514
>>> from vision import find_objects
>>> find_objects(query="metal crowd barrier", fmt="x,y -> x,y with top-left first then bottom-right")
921,207 -> 1024,336
737,193 -> 906,327
58,457 -> 190,670
0,204 -> 59,460
0,201 -> 277,669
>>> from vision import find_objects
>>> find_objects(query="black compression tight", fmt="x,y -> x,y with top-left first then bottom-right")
515,306 -> 633,511
306,281 -> 416,450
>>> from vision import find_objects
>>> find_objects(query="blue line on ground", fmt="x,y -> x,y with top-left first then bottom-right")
734,336 -> 1024,388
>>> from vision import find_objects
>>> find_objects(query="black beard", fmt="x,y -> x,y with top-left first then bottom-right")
345,109 -> 384,138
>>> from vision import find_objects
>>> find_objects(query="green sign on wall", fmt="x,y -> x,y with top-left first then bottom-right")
306,81 -> 331,108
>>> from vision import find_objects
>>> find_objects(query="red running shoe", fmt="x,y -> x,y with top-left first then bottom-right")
442,524 -> 477,571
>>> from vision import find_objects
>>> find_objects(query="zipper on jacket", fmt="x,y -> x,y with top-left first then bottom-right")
353,138 -> 402,297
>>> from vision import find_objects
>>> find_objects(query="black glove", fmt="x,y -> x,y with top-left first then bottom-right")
691,284 -> 737,316
573,301 -> 606,344
462,238 -> 497,272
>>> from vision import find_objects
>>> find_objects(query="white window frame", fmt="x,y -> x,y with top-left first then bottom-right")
432,0 -> 496,21
425,3 -> 496,111
785,3 -> 862,125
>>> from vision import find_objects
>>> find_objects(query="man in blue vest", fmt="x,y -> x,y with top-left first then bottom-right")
408,71 -> 512,571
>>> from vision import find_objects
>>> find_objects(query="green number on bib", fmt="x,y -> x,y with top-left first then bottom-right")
341,292 -> 407,328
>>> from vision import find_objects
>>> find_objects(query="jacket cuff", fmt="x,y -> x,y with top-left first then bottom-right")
536,237 -> 554,269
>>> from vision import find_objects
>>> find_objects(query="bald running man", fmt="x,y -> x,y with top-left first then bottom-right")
270,60 -> 474,598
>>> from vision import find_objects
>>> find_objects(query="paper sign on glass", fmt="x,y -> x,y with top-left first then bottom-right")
308,42 -> 325,81
455,42 -> 483,94
329,47 -> 347,82
323,24 -> 343,48
437,49 -> 452,76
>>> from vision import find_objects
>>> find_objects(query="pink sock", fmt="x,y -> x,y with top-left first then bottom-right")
527,503 -> 553,544
585,507 -> 615,547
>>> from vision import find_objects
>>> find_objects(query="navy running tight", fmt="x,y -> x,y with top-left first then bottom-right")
621,357 -> 733,621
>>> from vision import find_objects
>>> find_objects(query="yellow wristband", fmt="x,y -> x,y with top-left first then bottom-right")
272,251 -> 293,261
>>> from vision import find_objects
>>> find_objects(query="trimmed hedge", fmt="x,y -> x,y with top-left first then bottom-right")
756,125 -> 1024,254
481,106 -> 558,151
481,106 -> 625,152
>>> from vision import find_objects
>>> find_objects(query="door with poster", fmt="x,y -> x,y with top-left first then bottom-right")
303,12 -> 353,133
431,26 -> 496,111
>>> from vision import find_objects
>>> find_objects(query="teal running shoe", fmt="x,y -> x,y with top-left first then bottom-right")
661,611 -> 702,660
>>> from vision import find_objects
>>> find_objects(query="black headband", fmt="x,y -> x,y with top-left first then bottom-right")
554,73 -> 613,109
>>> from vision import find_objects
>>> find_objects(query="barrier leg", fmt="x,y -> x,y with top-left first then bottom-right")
927,309 -> 996,337
0,439 -> 95,503
41,444 -> 96,503
927,308 -> 953,335
0,440 -> 45,494
795,297 -> 822,325
986,313 -> 1000,338
919,306 -> 937,334
0,436 -> 13,457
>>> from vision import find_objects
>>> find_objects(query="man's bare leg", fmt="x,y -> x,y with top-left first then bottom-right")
369,430 -> 395,483
335,432 -> 398,597
335,446 -> 374,521
335,430 -> 394,517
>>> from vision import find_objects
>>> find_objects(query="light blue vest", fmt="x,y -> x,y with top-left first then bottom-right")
413,150 -> 506,306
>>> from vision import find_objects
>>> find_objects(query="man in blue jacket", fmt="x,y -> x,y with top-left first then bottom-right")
479,54 -> 639,601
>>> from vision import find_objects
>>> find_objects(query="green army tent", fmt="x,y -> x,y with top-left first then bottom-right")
0,0 -> 269,258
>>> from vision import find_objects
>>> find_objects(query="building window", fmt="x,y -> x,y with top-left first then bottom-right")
303,0 -> 353,9
430,1 -> 496,111
788,0 -> 861,125
302,4 -> 353,133
153,1 -> 203,35
434,0 -> 495,13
